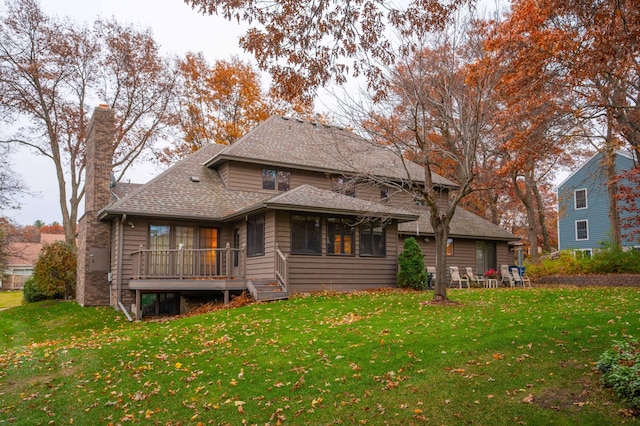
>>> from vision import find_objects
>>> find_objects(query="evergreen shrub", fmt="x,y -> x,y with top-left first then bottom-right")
397,237 -> 426,290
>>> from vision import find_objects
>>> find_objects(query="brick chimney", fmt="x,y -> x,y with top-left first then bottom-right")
76,105 -> 114,306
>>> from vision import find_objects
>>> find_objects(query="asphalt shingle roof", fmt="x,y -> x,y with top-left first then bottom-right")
100,117 -> 517,241
265,185 -> 418,221
398,205 -> 517,240
101,144 -> 269,220
206,116 -> 458,188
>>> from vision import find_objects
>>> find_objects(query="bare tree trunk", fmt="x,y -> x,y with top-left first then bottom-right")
512,172 -> 539,262
531,177 -> 552,253
431,215 -> 451,302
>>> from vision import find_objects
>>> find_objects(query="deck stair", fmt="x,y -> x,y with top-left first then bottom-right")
249,279 -> 289,302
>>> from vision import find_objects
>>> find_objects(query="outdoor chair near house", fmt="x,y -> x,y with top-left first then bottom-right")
426,266 -> 436,288
465,267 -> 486,288
500,264 -> 515,287
449,267 -> 470,289
511,267 -> 532,288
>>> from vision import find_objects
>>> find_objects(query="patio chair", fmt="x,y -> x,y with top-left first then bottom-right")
426,266 -> 436,288
500,265 -> 515,287
449,268 -> 470,289
465,267 -> 486,287
511,268 -> 531,288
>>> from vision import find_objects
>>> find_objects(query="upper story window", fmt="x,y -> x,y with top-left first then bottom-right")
291,214 -> 322,255
576,219 -> 588,241
360,221 -> 386,257
332,177 -> 356,197
380,187 -> 390,202
262,168 -> 290,191
327,217 -> 355,256
574,188 -> 587,209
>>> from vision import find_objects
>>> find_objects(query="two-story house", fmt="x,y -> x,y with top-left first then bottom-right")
77,106 -> 517,319
557,150 -> 638,255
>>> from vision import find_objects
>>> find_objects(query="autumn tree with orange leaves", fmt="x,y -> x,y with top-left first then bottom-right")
333,17 -> 500,301
488,0 -> 640,249
163,53 -> 312,162
0,0 -> 180,245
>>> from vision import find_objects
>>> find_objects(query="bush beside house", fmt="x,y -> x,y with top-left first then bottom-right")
397,238 -> 427,290
24,241 -> 76,303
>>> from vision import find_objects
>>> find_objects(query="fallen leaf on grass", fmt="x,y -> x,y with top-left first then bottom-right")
522,394 -> 534,404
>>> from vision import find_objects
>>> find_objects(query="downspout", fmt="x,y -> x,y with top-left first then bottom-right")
117,214 -> 133,322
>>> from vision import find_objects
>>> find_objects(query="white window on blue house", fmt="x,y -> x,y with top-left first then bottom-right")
575,219 -> 589,240
574,188 -> 587,209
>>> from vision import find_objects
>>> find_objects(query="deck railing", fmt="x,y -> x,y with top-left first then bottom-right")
274,243 -> 289,292
131,243 -> 245,280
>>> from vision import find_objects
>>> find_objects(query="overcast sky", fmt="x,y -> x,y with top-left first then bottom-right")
2,0 -> 252,226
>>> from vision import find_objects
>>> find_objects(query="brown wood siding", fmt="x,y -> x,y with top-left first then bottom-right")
402,236 -> 514,278
275,213 -> 400,292
496,241 -> 512,268
225,161 -> 263,191
218,162 -> 230,186
291,169 -> 332,190
245,211 -> 276,280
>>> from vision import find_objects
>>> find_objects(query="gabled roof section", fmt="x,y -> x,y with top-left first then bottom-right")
398,206 -> 518,241
555,149 -> 637,190
100,143 -> 270,221
204,116 -> 458,188
263,184 -> 418,221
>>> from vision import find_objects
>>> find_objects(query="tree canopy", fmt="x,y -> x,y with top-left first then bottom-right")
0,0 -> 180,244
184,0 -> 472,103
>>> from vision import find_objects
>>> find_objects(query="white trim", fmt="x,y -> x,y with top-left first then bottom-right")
574,188 -> 588,209
575,219 -> 589,241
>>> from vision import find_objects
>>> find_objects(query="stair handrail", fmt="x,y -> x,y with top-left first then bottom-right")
275,243 -> 288,292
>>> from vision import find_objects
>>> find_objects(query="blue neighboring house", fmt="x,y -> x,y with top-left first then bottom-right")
557,150 -> 638,255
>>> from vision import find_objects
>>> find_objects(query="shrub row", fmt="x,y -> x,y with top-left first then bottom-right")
526,246 -> 640,278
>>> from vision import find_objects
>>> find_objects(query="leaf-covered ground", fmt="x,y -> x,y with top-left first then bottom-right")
1,287 -> 639,425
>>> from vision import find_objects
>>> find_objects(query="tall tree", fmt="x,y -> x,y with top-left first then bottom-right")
339,18 -> 500,301
488,0 -> 640,248
0,0 -> 180,245
163,53 -> 312,161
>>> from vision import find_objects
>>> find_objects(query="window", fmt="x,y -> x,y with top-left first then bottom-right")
140,292 -> 178,316
291,214 -> 322,254
574,189 -> 587,209
360,221 -> 386,257
575,249 -> 592,259
198,227 -> 219,275
332,177 -> 356,197
262,168 -> 290,191
576,220 -> 588,240
380,187 -> 390,202
247,215 -> 265,256
149,225 -> 171,276
277,170 -> 291,191
446,238 -> 454,256
148,225 -> 219,277
327,217 -> 355,255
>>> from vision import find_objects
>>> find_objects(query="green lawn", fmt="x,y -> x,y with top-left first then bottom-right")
1,287 -> 639,425
0,291 -> 22,309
